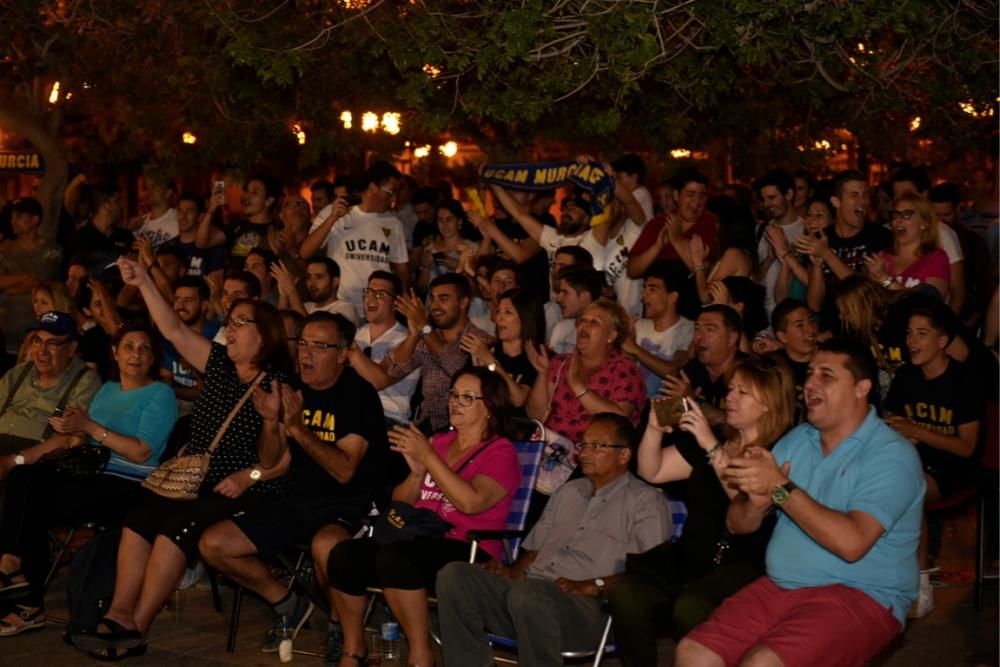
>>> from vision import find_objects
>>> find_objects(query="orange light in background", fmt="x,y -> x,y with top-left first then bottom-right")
670,148 -> 691,159
909,117 -> 921,132
413,145 -> 431,159
340,111 -> 353,129
48,81 -> 61,104
381,112 -> 401,135
439,141 -> 458,158
361,112 -> 379,133
292,124 -> 306,145
182,132 -> 197,144
422,64 -> 441,78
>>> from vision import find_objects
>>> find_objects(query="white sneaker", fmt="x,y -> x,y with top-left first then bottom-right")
907,570 -> 934,619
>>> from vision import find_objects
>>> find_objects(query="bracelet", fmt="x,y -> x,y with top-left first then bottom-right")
880,277 -> 893,288
693,264 -> 706,272
575,388 -> 591,400
705,441 -> 724,462
98,429 -> 109,444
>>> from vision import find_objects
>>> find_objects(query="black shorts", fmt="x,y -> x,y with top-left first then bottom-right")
231,494 -> 369,560
923,463 -> 973,498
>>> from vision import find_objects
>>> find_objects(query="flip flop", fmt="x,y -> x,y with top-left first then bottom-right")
0,604 -> 45,636
70,617 -> 144,651
0,571 -> 28,596
89,643 -> 148,662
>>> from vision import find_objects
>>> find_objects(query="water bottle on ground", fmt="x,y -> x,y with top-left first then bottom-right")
380,621 -> 401,666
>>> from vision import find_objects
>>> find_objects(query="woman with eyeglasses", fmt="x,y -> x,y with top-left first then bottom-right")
70,256 -> 292,659
863,192 -> 949,299
608,356 -> 794,667
326,367 -> 521,667
0,322 -> 176,637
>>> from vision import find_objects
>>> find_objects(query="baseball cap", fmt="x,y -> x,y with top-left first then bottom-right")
11,198 -> 43,218
30,311 -> 79,339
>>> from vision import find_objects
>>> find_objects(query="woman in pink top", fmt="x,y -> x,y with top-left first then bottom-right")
326,367 -> 520,667
865,192 -> 950,298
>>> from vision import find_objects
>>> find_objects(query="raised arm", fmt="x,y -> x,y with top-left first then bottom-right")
490,185 -> 545,244
300,197 -> 348,260
196,192 -> 227,248
117,257 -> 211,373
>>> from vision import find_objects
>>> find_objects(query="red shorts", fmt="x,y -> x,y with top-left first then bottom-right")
685,576 -> 901,667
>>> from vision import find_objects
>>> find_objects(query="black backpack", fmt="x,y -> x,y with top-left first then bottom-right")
65,526 -> 121,636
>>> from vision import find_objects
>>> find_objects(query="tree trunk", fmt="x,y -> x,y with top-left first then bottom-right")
0,107 -> 68,240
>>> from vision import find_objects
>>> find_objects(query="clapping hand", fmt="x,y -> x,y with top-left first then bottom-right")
659,370 -> 694,400
252,379 -> 282,422
388,423 -> 433,474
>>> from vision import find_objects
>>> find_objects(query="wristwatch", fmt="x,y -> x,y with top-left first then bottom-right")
421,324 -> 432,336
13,454 -> 25,466
594,577 -> 606,599
249,468 -> 262,483
487,362 -> 497,372
771,480 -> 799,507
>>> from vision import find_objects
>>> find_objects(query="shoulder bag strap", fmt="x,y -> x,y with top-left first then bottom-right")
453,435 -> 498,475
0,364 -> 33,418
204,371 -> 266,456
54,367 -> 90,415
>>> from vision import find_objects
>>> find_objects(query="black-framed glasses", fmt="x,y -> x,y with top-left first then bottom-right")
574,442 -> 628,452
890,209 -> 917,221
224,315 -> 256,329
362,288 -> 395,301
30,336 -> 70,352
447,389 -> 484,407
297,339 -> 340,352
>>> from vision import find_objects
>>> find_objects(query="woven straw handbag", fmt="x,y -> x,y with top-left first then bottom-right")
142,372 -> 265,500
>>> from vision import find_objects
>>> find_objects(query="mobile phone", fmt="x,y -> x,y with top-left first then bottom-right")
344,193 -> 363,207
213,180 -> 225,195
653,396 -> 689,428
53,407 -> 64,417
432,251 -> 448,264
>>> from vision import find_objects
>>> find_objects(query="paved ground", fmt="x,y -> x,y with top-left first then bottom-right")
1,503 -> 996,666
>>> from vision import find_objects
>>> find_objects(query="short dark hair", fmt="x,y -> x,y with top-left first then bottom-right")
643,260 -> 685,293
556,267 -> 604,302
832,169 -> 866,199
722,277 -> 767,338
891,165 -> 931,194
672,167 -> 709,191
302,310 -> 356,348
412,186 -> 439,207
793,169 -> 816,191
553,246 -> 594,269
177,191 -> 205,213
227,298 -> 292,372
612,154 -> 646,182
174,275 -> 210,301
587,412 -> 639,454
452,366 -> 515,439
246,173 -> 283,201
332,175 -> 353,193
816,337 -> 878,399
429,272 -> 471,301
908,303 -> 957,344
699,304 -> 742,335
753,168 -> 795,198
223,270 -> 262,298
497,288 -> 546,346
307,256 -> 340,279
363,161 -> 402,189
771,298 -> 811,334
247,247 -> 277,271
489,258 -> 520,282
929,183 -> 961,208
84,184 -> 120,213
311,180 -> 335,200
369,270 -> 401,295
111,322 -> 162,381
156,244 -> 187,265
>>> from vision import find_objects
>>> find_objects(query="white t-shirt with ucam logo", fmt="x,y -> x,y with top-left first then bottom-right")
309,205 -> 408,312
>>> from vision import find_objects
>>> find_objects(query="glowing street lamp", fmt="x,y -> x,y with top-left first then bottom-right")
381,112 -> 401,135
48,81 -> 61,104
182,132 -> 197,145
413,145 -> 431,159
670,148 -> 691,159
439,141 -> 458,158
361,112 -> 379,133
340,111 -> 353,129
292,124 -> 307,145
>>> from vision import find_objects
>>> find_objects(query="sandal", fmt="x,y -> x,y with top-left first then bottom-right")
89,644 -> 148,662
70,616 -> 144,651
0,604 -> 45,636
0,570 -> 28,595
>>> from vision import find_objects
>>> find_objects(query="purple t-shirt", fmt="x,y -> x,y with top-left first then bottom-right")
414,431 -> 521,559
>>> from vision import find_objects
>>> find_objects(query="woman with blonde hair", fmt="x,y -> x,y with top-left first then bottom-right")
609,355 -> 795,667
18,282 -> 82,363
864,192 -> 949,298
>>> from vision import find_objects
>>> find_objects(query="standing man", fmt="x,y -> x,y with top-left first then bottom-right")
133,173 -> 178,248
173,192 -> 226,286
755,169 -> 805,315
548,268 -> 603,355
300,161 -> 410,313
676,339 -> 924,667
273,257 -> 359,325
437,413 -> 670,667
161,276 -> 220,414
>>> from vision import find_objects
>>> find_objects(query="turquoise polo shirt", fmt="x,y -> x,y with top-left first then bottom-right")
766,406 -> 925,627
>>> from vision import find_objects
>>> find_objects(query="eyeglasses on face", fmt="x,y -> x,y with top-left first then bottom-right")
31,336 -> 70,351
224,315 -> 256,329
362,288 -> 395,301
297,339 -> 340,352
447,389 -> 484,407
379,184 -> 396,198
574,442 -> 628,452
890,209 -> 917,221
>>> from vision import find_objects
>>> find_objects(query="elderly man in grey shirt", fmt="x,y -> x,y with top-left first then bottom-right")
437,412 -> 671,667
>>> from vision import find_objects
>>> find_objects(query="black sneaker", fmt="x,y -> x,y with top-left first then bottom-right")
323,622 -> 344,666
261,594 -> 314,653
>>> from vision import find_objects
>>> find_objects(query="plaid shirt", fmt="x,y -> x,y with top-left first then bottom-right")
389,321 -> 492,432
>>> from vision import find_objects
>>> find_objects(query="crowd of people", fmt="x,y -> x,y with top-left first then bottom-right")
0,154 -> 995,666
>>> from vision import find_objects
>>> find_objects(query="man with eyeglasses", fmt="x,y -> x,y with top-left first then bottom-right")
300,161 -> 410,314
200,311 -> 387,662
0,312 -> 101,456
437,413 -> 671,666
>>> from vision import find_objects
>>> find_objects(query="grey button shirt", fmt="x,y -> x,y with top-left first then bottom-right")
523,472 -> 671,582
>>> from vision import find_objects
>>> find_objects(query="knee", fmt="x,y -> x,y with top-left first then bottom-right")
740,645 -> 782,667
675,637 -> 720,667
326,540 -> 356,589
672,590 -> 715,636
197,524 -> 231,565
436,561 -> 472,599
506,580 -> 550,618
606,574 -> 650,619
311,526 -> 349,570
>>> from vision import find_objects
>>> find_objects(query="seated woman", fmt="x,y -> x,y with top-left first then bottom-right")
770,195 -> 835,307
525,299 -> 645,505
865,192 -> 949,299
608,355 -> 794,667
70,257 -> 292,659
0,322 -> 177,636
460,287 -> 545,419
688,201 -> 756,304
326,367 -> 521,667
